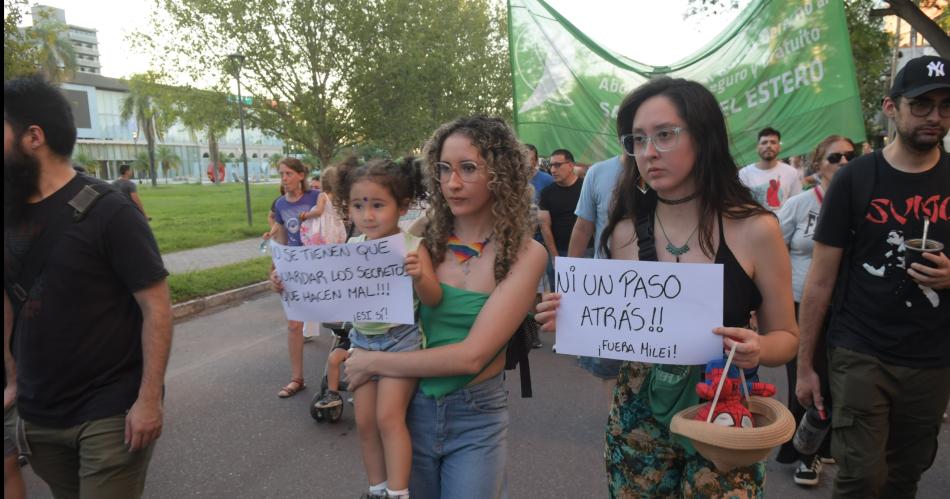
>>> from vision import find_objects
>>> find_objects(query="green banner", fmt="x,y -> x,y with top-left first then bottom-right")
509,0 -> 865,166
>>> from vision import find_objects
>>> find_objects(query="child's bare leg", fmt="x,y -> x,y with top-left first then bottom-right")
376,377 -> 417,491
326,348 -> 348,391
353,381 -> 386,486
287,320 -> 304,381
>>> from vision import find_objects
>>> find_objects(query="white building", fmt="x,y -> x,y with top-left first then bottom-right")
64,72 -> 284,182
31,5 -> 101,75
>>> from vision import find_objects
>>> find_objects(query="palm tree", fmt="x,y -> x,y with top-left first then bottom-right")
131,151 -> 150,177
155,145 -> 181,183
27,19 -> 77,83
71,151 -> 99,176
121,73 -> 172,187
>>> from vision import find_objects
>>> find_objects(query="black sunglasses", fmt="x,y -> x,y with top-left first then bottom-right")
826,151 -> 858,164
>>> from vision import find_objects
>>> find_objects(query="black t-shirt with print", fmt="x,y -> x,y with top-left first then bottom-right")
814,149 -> 949,368
4,174 -> 168,427
539,179 -> 591,253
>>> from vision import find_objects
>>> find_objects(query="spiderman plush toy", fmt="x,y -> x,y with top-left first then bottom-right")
695,359 -> 776,428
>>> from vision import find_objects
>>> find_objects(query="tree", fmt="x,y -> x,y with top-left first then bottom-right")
121,72 -> 174,187
4,0 -> 37,80
155,145 -> 181,183
71,150 -> 100,176
131,151 -> 151,176
876,0 -> 950,58
135,0 -> 511,166
688,0 -> 950,58
845,0 -> 892,141
27,18 -> 78,83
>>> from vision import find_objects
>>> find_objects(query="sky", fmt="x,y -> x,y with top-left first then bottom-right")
25,0 -> 748,80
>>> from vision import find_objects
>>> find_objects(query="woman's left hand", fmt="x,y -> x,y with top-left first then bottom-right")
713,327 -> 761,368
343,348 -> 374,390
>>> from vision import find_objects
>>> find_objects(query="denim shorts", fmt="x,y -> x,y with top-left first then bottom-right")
348,323 -> 421,353
3,404 -> 17,458
577,356 -> 623,379
408,373 -> 509,499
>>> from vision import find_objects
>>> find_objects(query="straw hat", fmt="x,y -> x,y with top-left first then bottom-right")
670,396 -> 795,472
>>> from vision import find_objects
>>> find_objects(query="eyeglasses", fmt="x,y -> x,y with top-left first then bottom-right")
620,127 -> 683,157
434,161 -> 485,183
904,98 -> 950,118
826,151 -> 858,164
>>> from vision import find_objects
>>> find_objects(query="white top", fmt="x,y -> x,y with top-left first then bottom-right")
738,161 -> 802,212
777,186 -> 823,302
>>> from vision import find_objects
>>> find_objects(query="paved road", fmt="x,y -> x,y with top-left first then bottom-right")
21,294 -> 949,498
162,237 -> 264,274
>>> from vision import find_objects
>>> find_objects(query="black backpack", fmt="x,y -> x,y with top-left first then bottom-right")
504,316 -> 535,398
828,151 -> 879,313
3,177 -> 113,323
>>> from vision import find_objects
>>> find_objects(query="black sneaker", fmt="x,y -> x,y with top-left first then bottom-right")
314,391 -> 343,409
359,494 -> 387,499
532,339 -> 543,349
793,457 -> 822,486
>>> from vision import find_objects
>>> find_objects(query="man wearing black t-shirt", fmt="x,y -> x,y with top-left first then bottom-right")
797,56 -> 950,498
3,77 -> 172,498
538,149 -> 593,262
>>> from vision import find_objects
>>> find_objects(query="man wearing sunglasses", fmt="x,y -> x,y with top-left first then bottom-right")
797,55 -> 950,498
739,127 -> 803,211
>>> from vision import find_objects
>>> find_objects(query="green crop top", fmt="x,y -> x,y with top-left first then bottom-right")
418,283 -> 490,397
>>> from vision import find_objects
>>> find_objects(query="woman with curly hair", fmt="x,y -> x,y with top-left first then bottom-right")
536,78 -> 798,497
345,115 -> 547,499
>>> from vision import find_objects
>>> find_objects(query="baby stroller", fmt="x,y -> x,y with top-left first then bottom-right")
310,322 -> 354,423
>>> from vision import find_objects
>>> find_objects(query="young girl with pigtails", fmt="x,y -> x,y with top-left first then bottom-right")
332,157 -> 442,499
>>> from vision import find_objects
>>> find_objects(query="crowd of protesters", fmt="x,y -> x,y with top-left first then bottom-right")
4,54 -> 949,499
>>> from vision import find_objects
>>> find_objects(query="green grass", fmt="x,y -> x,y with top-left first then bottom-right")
137,183 -> 280,253
168,256 -> 272,304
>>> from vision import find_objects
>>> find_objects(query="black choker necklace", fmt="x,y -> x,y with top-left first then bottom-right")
657,192 -> 699,205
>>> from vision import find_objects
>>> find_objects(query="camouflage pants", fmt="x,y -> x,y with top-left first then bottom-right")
605,363 -> 766,498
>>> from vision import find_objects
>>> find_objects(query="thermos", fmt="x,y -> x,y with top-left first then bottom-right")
793,407 -> 831,455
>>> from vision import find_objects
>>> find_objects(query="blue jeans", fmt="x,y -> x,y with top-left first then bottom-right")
408,374 -> 509,499
348,323 -> 421,353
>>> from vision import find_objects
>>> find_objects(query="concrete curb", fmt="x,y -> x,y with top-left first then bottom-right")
172,281 -> 271,321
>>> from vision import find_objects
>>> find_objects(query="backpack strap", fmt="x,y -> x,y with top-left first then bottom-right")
831,152 -> 878,312
3,180 -> 112,322
634,191 -> 658,262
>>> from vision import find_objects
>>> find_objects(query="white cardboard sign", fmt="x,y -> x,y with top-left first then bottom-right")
554,257 -> 724,365
270,233 -> 414,324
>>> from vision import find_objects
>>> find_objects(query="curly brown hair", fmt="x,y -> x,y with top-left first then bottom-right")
422,116 -> 533,283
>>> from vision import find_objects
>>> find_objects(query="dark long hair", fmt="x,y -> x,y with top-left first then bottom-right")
601,77 -> 769,258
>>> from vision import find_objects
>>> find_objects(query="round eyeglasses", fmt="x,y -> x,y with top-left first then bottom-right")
434,161 -> 485,183
620,127 -> 683,157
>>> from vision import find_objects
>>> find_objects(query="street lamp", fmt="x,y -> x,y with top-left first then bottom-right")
228,53 -> 253,226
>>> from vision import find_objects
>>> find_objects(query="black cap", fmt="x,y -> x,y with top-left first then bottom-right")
890,55 -> 950,99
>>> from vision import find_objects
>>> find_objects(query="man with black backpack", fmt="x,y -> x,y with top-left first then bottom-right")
3,77 -> 173,498
796,55 -> 950,498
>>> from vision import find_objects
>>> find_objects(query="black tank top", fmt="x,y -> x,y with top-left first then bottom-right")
636,205 -> 761,327
714,213 -> 761,327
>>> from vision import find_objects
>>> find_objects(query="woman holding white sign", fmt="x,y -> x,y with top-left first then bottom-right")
536,78 -> 798,496
344,116 -> 547,499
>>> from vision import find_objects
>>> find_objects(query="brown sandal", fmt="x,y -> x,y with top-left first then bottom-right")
278,377 -> 305,398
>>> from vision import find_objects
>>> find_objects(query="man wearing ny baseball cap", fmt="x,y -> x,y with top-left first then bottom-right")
797,55 -> 950,498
